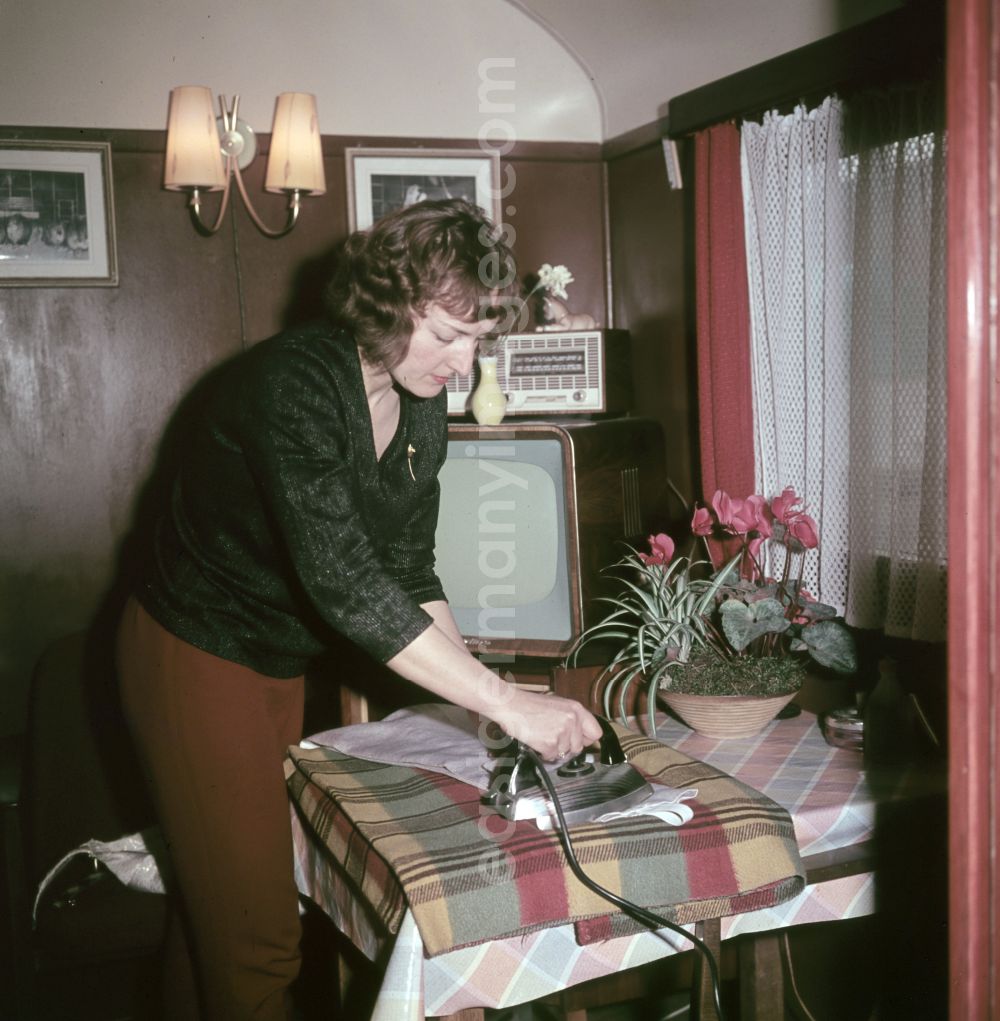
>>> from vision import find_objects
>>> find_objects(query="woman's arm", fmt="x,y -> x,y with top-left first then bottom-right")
420,599 -> 468,650
388,603 -> 602,760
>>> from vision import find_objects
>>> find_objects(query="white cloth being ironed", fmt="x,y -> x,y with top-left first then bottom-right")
302,703 -> 697,829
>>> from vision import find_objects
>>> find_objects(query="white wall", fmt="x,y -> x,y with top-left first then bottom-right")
0,0 -> 602,141
514,0 -> 904,139
2,0 -> 904,143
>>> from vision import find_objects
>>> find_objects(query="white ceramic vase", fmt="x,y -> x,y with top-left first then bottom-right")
470,355 -> 507,425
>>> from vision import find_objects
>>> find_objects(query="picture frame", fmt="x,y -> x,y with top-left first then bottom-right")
346,147 -> 501,231
0,140 -> 118,287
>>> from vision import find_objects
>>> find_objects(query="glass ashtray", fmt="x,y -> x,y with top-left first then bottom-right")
821,706 -> 864,751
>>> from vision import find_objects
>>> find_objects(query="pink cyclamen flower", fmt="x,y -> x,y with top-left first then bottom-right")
710,490 -> 737,530
638,532 -> 675,566
744,494 -> 772,538
710,491 -> 747,535
691,506 -> 714,536
769,487 -> 819,549
711,490 -> 767,536
787,513 -> 819,549
770,487 -> 805,525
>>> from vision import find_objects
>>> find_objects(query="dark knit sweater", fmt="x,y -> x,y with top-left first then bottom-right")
137,321 -> 448,678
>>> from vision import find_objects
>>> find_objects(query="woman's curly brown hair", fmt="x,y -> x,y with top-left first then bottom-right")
325,198 -> 519,369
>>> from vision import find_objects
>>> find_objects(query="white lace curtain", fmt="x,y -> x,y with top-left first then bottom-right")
740,87 -> 947,641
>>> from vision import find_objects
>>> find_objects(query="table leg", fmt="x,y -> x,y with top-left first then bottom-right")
336,950 -> 352,1006
738,932 -> 784,1021
693,918 -> 722,1021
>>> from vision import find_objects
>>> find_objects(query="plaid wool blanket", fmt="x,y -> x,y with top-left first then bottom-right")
285,726 -> 806,957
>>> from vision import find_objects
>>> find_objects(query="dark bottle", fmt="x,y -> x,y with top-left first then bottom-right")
862,657 -> 914,767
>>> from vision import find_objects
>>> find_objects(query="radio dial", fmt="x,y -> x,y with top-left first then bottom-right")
572,390 -> 585,402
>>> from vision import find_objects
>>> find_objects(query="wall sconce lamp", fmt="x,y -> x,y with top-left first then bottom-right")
164,86 -> 326,237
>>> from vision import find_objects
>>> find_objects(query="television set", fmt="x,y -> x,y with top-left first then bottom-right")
433,418 -> 667,662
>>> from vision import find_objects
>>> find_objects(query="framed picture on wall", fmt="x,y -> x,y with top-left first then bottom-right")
0,140 -> 118,287
346,148 -> 501,231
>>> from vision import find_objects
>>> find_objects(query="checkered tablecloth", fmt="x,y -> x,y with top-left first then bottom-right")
288,710 -> 924,1019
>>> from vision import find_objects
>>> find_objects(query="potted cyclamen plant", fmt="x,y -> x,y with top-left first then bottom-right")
571,486 -> 857,738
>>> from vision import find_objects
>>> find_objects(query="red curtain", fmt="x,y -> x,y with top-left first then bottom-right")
694,122 -> 755,503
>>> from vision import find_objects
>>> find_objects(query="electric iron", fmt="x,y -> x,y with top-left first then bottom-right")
482,716 -> 654,828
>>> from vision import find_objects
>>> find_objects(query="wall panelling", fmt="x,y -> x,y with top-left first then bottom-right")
0,127 -> 608,734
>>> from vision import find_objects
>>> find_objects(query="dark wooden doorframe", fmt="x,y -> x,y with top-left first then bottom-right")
946,0 -> 1000,1017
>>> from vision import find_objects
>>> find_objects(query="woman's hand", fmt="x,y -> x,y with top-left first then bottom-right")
489,688 -> 604,761
388,606 -> 602,760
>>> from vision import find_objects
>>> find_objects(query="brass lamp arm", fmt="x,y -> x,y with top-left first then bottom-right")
187,160 -> 300,238
232,164 -> 301,238
188,173 -> 232,236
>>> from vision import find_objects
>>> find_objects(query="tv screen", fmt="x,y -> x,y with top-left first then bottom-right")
434,419 -> 666,662
436,436 -> 573,652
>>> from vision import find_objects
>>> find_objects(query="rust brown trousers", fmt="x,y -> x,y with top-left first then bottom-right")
117,597 -> 304,1021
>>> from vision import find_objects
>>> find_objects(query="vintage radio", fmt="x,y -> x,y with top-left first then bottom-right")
447,328 -> 632,417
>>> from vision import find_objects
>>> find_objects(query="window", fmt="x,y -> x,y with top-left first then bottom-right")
740,87 -> 946,640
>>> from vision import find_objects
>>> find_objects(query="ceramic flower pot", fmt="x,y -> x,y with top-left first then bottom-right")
659,689 -> 798,739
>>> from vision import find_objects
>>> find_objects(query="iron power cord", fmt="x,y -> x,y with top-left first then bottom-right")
522,746 -> 728,1021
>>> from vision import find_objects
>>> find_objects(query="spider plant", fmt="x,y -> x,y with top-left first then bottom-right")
570,546 -> 737,734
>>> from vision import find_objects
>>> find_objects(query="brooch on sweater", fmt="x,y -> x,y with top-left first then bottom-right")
407,444 -> 416,481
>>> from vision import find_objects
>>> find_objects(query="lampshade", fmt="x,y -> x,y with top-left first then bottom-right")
264,92 -> 326,195
164,86 -> 226,191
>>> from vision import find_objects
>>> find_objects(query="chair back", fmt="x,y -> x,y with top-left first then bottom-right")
23,632 -> 155,887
